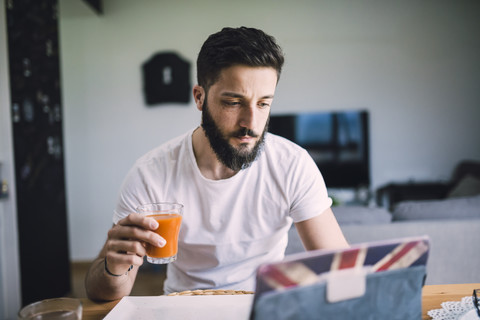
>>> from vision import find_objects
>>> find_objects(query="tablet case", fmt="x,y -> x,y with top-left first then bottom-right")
251,236 -> 430,320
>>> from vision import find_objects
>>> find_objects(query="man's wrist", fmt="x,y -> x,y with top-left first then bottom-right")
104,257 -> 133,277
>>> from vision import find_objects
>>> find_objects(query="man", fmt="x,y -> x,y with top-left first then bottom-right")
85,26 -> 348,301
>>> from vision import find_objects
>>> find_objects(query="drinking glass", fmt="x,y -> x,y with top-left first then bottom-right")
136,202 -> 183,264
18,297 -> 82,320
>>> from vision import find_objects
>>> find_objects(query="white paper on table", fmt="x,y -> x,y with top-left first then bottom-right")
104,295 -> 254,320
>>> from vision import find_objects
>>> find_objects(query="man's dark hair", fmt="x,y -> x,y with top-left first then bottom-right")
196,26 -> 285,91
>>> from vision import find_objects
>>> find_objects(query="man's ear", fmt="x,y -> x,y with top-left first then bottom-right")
193,85 -> 205,111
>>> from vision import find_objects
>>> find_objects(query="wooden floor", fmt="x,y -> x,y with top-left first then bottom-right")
69,261 -> 167,298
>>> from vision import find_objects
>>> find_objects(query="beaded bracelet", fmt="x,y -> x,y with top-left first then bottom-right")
104,257 -> 133,277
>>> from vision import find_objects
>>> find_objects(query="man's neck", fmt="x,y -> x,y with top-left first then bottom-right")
191,127 -> 238,180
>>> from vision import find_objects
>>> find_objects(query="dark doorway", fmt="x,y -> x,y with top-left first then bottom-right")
5,0 -> 71,306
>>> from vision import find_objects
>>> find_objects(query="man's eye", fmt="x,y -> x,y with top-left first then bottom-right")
258,102 -> 270,108
224,101 -> 241,106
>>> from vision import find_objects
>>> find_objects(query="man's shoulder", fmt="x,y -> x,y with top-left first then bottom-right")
265,132 -> 307,156
260,133 -> 312,171
135,130 -> 192,166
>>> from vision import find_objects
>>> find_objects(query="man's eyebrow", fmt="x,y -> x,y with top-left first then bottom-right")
220,92 -> 274,99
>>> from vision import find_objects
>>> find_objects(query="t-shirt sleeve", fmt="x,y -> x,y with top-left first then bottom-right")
288,149 -> 332,223
112,164 -> 154,225
111,134 -> 186,225
112,167 -> 139,225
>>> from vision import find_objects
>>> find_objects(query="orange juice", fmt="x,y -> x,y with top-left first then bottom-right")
147,213 -> 182,258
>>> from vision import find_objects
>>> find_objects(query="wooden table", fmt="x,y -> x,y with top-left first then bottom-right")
81,283 -> 479,320
421,283 -> 478,319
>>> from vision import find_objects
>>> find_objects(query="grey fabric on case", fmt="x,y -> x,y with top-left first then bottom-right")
392,195 -> 480,221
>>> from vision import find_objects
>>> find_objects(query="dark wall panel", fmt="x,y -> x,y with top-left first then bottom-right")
5,0 -> 71,306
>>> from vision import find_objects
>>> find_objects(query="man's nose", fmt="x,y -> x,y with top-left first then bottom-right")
239,104 -> 256,129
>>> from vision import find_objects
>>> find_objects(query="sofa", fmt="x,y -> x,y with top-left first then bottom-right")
376,160 -> 480,211
286,196 -> 480,285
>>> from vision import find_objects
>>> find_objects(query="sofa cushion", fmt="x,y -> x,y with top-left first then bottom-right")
332,205 -> 392,225
446,174 -> 480,198
392,194 -> 480,221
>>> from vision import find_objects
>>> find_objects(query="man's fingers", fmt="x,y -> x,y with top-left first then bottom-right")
117,213 -> 159,231
114,213 -> 165,246
107,239 -> 147,257
105,251 -> 143,275
106,251 -> 143,266
108,224 -> 166,248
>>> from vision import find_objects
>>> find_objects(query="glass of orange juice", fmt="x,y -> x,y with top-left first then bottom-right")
136,202 -> 183,264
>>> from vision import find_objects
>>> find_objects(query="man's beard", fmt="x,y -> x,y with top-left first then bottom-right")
201,102 -> 269,172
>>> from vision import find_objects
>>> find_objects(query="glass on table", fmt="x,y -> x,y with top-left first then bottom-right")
136,202 -> 183,264
18,297 -> 82,320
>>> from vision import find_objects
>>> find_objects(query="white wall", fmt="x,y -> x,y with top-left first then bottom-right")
59,0 -> 480,261
0,0 -> 22,316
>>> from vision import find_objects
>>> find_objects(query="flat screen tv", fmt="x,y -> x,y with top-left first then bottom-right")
268,110 -> 370,189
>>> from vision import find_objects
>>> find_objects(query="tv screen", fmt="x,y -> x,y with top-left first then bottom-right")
268,110 -> 370,189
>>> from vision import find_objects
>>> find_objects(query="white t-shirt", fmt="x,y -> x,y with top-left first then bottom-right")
113,128 -> 332,294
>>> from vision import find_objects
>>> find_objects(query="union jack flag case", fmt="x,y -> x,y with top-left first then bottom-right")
251,236 -> 430,320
